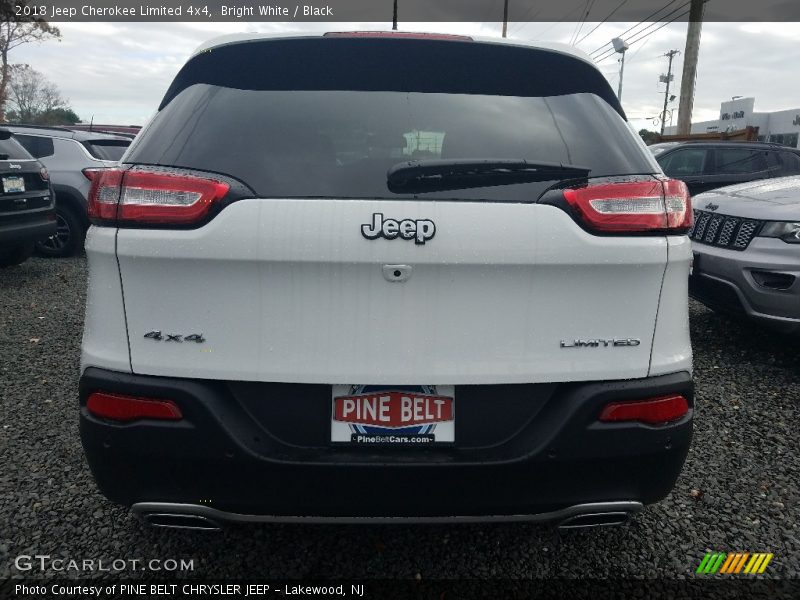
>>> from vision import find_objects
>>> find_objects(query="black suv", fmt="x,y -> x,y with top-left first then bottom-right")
0,129 -> 55,267
655,141 -> 800,196
5,125 -> 131,257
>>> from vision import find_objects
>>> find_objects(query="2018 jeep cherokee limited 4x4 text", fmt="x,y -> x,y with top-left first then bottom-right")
79,32 -> 694,528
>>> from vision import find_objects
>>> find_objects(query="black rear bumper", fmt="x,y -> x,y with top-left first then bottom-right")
79,368 -> 693,519
0,212 -> 55,246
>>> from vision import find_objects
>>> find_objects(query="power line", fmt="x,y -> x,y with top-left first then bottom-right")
570,0 -> 598,46
589,0 -> 683,56
573,0 -> 629,47
592,1 -> 689,60
517,1 -> 585,39
624,36 -> 651,64
594,14 -> 686,64
506,1 -> 546,37
582,0 -> 601,38
593,6 -> 690,63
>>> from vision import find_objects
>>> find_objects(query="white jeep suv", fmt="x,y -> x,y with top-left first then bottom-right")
80,32 -> 693,530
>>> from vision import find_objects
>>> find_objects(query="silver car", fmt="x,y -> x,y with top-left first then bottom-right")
689,176 -> 800,333
5,125 -> 131,257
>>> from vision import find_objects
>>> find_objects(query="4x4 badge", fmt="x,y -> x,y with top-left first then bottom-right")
361,213 -> 435,245
144,331 -> 205,343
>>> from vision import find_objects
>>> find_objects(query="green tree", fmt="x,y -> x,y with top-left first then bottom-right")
639,129 -> 661,145
5,64 -> 77,124
0,1 -> 60,121
35,106 -> 80,125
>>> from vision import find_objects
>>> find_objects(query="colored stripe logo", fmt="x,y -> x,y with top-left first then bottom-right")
696,552 -> 773,574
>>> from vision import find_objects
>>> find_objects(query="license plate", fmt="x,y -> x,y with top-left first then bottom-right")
331,385 -> 455,445
3,176 -> 24,194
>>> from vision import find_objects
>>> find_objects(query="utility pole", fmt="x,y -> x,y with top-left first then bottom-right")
660,50 -> 679,136
677,0 -> 705,135
502,0 -> 509,38
392,0 -> 398,30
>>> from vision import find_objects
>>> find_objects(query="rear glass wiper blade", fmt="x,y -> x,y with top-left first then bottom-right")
387,159 -> 590,194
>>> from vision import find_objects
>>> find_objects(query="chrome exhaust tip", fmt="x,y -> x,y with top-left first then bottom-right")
558,511 -> 631,529
141,512 -> 222,531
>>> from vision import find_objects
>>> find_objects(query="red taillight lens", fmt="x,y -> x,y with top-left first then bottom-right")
40,168 -> 49,181
599,395 -> 689,425
83,168 -> 102,181
119,170 -> 230,224
88,168 -> 124,222
563,179 -> 692,234
86,391 -> 183,422
88,168 -> 230,226
662,178 -> 692,230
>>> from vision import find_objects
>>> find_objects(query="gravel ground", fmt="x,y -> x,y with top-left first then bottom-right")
1,256 -> 798,583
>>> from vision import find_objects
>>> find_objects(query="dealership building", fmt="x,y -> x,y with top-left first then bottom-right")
663,97 -> 800,148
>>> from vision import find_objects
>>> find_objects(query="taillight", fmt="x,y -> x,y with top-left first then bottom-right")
86,391 -> 183,422
40,168 -> 49,181
88,168 -> 230,226
83,168 -> 102,181
87,168 -> 123,222
599,395 -> 689,425
563,178 -> 691,234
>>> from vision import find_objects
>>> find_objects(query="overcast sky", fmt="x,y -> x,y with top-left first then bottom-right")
11,20 -> 800,132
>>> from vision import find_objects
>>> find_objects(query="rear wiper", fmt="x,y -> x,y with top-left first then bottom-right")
387,159 -> 590,194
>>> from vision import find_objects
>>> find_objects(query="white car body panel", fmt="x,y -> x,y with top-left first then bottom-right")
649,236 -> 693,377
101,198 -> 678,385
81,227 -> 131,374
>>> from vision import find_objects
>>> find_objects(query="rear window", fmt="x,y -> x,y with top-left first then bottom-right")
126,38 -> 656,201
15,134 -> 54,158
0,136 -> 34,160
83,140 -> 130,161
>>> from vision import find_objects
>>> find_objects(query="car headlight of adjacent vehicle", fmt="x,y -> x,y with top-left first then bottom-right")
759,221 -> 800,243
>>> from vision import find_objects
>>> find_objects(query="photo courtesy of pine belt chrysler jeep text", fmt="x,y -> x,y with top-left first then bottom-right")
79,32 -> 694,530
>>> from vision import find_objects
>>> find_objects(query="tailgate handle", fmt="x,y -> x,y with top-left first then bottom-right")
382,264 -> 412,283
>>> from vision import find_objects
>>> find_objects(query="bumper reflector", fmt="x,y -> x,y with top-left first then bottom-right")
86,392 -> 183,422
599,395 -> 689,425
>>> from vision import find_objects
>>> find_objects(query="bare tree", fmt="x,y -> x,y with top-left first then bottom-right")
0,1 -> 60,121
6,64 -> 67,122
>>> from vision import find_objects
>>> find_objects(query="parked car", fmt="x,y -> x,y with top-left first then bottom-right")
0,129 -> 55,268
689,176 -> 800,333
79,32 -> 694,529
647,141 -> 681,156
5,125 -> 131,257
655,141 -> 800,196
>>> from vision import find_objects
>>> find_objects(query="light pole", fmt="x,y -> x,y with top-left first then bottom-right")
612,37 -> 629,103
